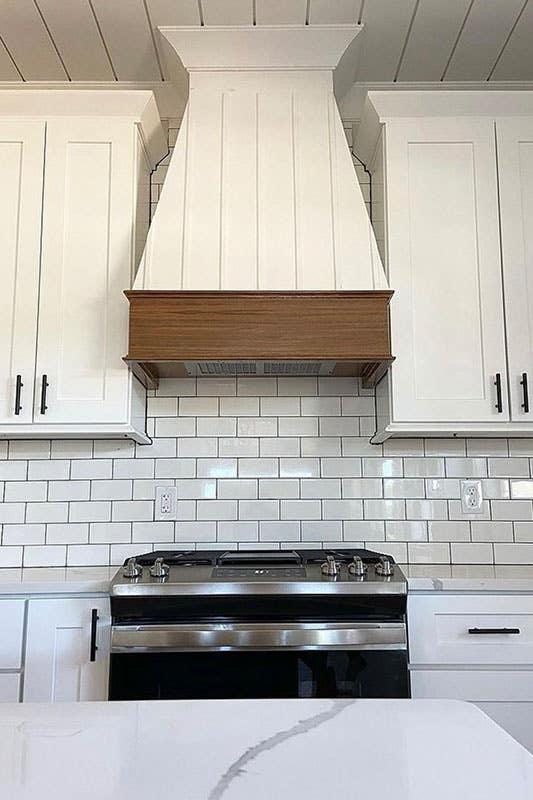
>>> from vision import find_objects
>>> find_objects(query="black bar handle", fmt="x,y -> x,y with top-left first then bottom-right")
494,373 -> 503,413
14,374 -> 23,415
40,374 -> 49,415
89,608 -> 99,662
521,372 -> 530,413
468,627 -> 520,635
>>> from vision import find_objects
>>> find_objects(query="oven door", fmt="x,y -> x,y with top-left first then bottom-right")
109,622 -> 409,700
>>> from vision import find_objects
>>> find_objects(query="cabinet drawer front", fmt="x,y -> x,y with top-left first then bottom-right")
0,673 -> 20,703
0,600 -> 25,669
409,594 -> 533,665
410,669 -> 533,702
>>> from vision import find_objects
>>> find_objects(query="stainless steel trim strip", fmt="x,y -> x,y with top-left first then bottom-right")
111,621 -> 407,653
111,580 -> 407,597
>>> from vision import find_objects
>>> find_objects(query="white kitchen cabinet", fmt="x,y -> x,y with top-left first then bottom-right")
0,599 -> 25,670
0,120 -> 45,426
356,92 -> 533,441
496,117 -> 533,423
24,597 -> 110,703
0,91 -> 166,442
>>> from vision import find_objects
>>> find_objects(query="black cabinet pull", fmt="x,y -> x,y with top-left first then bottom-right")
521,372 -> 530,413
89,608 -> 99,662
14,375 -> 23,415
494,373 -> 503,413
40,374 -> 49,415
468,627 -> 520,635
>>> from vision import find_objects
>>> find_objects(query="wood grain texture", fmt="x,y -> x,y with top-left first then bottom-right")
124,290 -> 393,386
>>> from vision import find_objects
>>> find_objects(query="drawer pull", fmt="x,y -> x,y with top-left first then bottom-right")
468,627 -> 520,635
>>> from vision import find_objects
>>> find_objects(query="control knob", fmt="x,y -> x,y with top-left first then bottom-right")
150,557 -> 170,579
321,555 -> 340,577
122,557 -> 142,579
348,555 -> 367,577
375,556 -> 394,577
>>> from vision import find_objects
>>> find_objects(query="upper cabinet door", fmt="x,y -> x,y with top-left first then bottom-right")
0,120 -> 45,424
497,118 -> 533,422
34,119 -> 134,424
386,118 -> 508,423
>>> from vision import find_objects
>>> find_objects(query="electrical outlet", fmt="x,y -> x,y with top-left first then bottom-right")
460,480 -> 483,514
155,485 -> 177,520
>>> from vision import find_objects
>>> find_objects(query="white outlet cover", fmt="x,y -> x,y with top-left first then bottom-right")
155,485 -> 178,520
460,479 -> 483,514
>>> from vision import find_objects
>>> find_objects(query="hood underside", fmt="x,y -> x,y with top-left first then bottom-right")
126,26 -> 393,387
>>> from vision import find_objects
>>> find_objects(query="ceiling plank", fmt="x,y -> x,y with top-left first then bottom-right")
201,0 -> 253,25
35,0 -> 114,81
444,0 -> 525,81
147,0 -> 201,26
396,0 -> 472,81
309,0 -> 362,24
256,0 -> 307,25
90,0 -> 162,80
356,0 -> 418,81
0,0 -> 67,80
0,39 -> 23,80
491,0 -> 533,80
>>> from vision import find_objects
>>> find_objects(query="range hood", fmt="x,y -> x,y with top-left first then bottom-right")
125,25 -> 393,388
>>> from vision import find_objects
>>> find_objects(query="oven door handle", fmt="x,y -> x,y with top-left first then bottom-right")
111,622 -> 406,652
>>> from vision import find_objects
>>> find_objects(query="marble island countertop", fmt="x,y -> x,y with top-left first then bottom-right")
0,698 -> 531,799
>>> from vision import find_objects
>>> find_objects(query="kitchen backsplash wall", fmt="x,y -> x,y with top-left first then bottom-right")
1,119 -> 533,568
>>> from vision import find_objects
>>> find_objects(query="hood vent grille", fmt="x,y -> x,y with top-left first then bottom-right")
185,361 -> 336,377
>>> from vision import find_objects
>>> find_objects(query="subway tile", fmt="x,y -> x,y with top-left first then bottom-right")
379,543 -> 407,564
198,418 -> 236,437
302,521 -> 343,541
408,542 -> 450,564
198,458 -> 237,478
2,524 -> 45,545
112,500 -> 153,522
114,459 -> 155,479
429,521 -> 470,542
23,546 -> 66,567
67,545 -> 110,566
147,397 -> 178,417
318,377 -> 358,395
93,440 -> 135,459
177,438 -> 217,458
0,460 -> 27,480
259,479 -> 299,499
344,520 -> 385,541
220,397 -> 258,416
514,522 -> 533,543
323,499 -> 363,520
260,438 -> 299,457
239,500 -> 279,520
89,523 -> 131,544
219,438 -> 258,457
407,499 -> 448,520
364,499 -> 405,520
384,479 -> 424,498
279,417 -> 318,437
511,480 -> 533,499
179,397 -> 218,416
509,439 -> 533,457
280,458 -> 320,478
341,396 -> 375,416
218,521 -> 258,542
197,378 -> 236,397
154,459 -> 195,479
343,478 -> 382,498
482,479 -> 510,499
90,480 -> 132,501
47,523 -> 89,545
175,522 -> 217,542
471,522 -> 513,542
175,479 -> 216,499
177,500 -> 196,520
321,458 -> 361,477
491,500 -> 533,521
301,397 -> 340,416
110,544 -> 154,565
343,438 -> 383,457
26,502 -> 68,524
404,458 -> 444,478
425,479 -> 460,499
383,439 -> 424,457
4,481 -> 47,502
301,479 -> 341,499
133,479 -> 174,500
424,439 -> 466,456
9,440 -> 50,460
238,417 -> 277,437
0,442 -> 6,459
28,460 -> 69,480
301,438 -> 341,457
0,547 -> 22,567
359,417 -> 376,437
385,521 -> 427,542
278,377 -> 317,396
260,397 -> 300,416
197,500 -> 237,521
136,438 -> 176,459
259,521 -> 300,542
448,499 -> 490,521
51,441 -> 93,459
155,417 -> 196,437
48,481 -> 90,501
488,458 -> 529,478
132,522 -> 174,542
156,377 -> 196,396
71,459 -> 112,480
467,439 -> 508,457
445,458 -> 487,478
218,479 -> 258,500
319,417 -> 359,437
237,377 -> 277,396
70,501 -> 111,523
362,457 -> 402,477
281,500 -> 321,520
494,543 -> 533,564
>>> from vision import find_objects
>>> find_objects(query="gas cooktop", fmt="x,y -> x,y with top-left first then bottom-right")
111,548 -> 407,597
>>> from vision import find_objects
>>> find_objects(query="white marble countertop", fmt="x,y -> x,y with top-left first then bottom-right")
0,699 -> 531,799
0,566 -> 114,595
404,564 -> 533,592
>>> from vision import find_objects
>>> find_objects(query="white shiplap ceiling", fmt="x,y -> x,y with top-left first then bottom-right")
0,0 -> 532,84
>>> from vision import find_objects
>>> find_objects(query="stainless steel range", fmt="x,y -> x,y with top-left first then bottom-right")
109,548 -> 408,701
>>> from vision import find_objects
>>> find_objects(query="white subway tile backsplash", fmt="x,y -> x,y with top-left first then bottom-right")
89,522 -> 131,544
0,547 -> 22,567
301,479 -> 340,499
278,378 -> 317,396
218,479 -> 257,499
445,458 -> 487,478
384,479 -> 424,499
425,478 -> 460,499
344,520 -> 385,541
71,459 -> 112,480
488,458 -> 529,478
319,417 -> 358,437
219,437 -> 258,457
91,480 -> 132,501
383,439 -> 424,457
239,500 -> 279,520
467,439 -> 508,457
157,378 -> 195,397
197,500 -> 237,521
491,500 -> 533,521
155,459 -> 195,479
48,523 -> 89,545
364,499 -> 405,520
261,397 -> 300,416
28,460 -> 69,480
424,439 -> 466,456
279,417 -> 318,437
237,377 -> 277,396
301,397 -> 340,416
260,438 -> 299,457
132,522 -> 173,542
0,461 -> 27,480
511,480 -> 533,499
318,377 -> 358,396
342,478 -> 382,498
2,524 -> 45,545
238,417 -> 277,437
408,542 -> 450,564
302,521 -> 342,541
471,522 -> 513,542
404,458 -> 445,478
176,479 -> 216,499
196,378 -> 236,397
514,522 -> 533,542
133,479 -> 174,500
259,521 -> 300,541
259,479 -> 298,499
323,499 -> 363,520
175,521 -> 216,541
51,441 -> 93,459
136,438 -> 176,459
362,457 -> 402,477
509,439 -> 533,457
385,521 -> 427,542
93,440 -> 135,459
200,417 -> 238,438
26,502 -> 68,524
179,397 -> 218,416
48,481 -> 90,501
281,500 -> 321,520
67,545 -> 110,566
341,397 -> 375,416
23,545 -> 66,567
482,479 -> 510,499
429,521 -> 470,542
155,418 -> 196,437
321,458 -> 361,478
147,397 -> 178,417
4,481 -> 47,502
448,499 -> 490,521
493,543 -> 533,564
70,501 -> 111,523
177,438 -> 217,458
9,440 -> 50,460
197,459 -> 237,478
406,499 -> 448,520
218,521 -> 258,542
280,458 -> 319,478
112,501 -> 153,522
220,397 -> 258,416
301,437 -> 341,457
